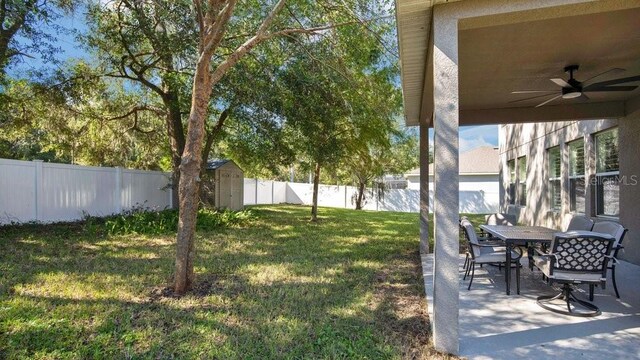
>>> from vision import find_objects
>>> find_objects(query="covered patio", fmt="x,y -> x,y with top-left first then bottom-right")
423,255 -> 640,359
395,0 -> 640,355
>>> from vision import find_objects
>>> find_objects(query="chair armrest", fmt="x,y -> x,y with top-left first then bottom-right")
478,240 -> 505,246
533,251 -> 560,262
532,247 -> 548,257
513,246 -> 524,260
477,243 -> 504,248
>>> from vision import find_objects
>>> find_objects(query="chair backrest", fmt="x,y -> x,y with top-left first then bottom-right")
485,213 -> 516,226
548,231 -> 613,278
564,214 -> 594,231
592,221 -> 628,256
460,220 -> 481,258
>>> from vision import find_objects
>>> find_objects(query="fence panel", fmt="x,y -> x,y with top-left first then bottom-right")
256,180 -> 274,204
286,182 -> 312,205
243,178 -> 257,205
40,163 -> 117,222
122,169 -> 172,211
0,159 -> 36,224
273,181 -> 287,203
0,159 -> 172,224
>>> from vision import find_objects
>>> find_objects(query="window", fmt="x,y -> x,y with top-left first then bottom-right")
508,159 -> 516,204
595,129 -> 619,217
518,156 -> 527,206
548,147 -> 561,211
568,139 -> 586,213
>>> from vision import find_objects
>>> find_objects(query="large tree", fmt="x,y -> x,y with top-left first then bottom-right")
173,0 -> 391,294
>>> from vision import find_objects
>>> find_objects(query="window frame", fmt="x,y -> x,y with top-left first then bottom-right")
594,128 -> 619,218
568,138 -> 586,214
548,146 -> 561,212
507,159 -> 516,205
517,156 -> 527,207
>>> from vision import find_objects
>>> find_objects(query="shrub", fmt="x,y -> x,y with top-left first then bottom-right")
104,208 -> 254,236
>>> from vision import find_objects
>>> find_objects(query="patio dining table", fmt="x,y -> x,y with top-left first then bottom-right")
479,224 -> 557,295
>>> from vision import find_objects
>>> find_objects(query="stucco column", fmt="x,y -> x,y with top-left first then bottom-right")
431,7 -> 460,355
618,112 -> 640,264
419,123 -> 430,254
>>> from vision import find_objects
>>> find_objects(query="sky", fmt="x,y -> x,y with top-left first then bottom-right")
10,8 -> 499,152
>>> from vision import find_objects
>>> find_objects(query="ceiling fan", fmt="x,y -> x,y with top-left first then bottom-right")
510,65 -> 640,107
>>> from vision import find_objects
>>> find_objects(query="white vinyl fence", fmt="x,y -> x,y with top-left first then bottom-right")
0,157 -> 496,225
243,178 -> 499,214
0,159 -> 172,225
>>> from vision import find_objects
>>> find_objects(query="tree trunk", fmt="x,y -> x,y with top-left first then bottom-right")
174,56 -> 213,295
162,89 -> 186,210
355,181 -> 366,210
311,162 -> 321,221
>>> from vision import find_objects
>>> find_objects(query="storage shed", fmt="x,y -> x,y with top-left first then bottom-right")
200,159 -> 244,211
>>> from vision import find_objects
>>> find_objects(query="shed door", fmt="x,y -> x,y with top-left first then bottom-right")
219,171 -> 232,209
231,172 -> 242,210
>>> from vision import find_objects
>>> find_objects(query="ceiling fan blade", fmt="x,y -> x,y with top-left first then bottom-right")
586,75 -> 640,88
582,68 -> 625,87
508,93 -> 557,104
535,94 -> 562,108
551,78 -> 571,87
576,93 -> 590,102
584,85 -> 638,92
511,90 -> 556,94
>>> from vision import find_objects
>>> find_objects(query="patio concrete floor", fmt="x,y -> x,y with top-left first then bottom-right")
421,253 -> 640,359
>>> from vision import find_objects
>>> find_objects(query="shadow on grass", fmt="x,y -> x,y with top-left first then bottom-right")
0,205 -> 440,358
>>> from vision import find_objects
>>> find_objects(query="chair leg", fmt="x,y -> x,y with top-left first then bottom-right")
589,284 -> 594,301
516,260 -> 521,295
463,253 -> 468,270
537,284 -> 601,317
612,265 -> 620,299
467,263 -> 475,290
464,259 -> 471,280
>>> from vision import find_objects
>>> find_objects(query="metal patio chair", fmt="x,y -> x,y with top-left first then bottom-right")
480,213 -> 517,239
461,220 -> 521,291
592,221 -> 628,298
533,231 -> 614,317
460,218 -> 506,272
564,214 -> 594,231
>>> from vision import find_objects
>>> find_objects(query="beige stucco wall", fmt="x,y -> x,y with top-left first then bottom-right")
499,119 -> 639,265
618,113 -> 640,265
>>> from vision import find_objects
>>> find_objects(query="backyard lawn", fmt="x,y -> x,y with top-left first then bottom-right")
0,205 -> 476,359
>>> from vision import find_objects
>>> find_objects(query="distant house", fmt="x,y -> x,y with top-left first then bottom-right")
200,159 -> 244,211
405,146 -> 499,213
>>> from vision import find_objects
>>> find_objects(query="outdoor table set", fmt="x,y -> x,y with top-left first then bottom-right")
479,225 -> 556,295
461,215 -> 627,317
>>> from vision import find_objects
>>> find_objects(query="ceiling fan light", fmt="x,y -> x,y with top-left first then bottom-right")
562,91 -> 582,99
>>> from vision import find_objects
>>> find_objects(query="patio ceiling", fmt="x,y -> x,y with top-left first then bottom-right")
396,0 -> 640,126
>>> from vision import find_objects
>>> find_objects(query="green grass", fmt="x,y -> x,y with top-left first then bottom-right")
0,205 -> 476,359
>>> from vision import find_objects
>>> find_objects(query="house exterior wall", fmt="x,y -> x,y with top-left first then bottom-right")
499,118 -> 639,265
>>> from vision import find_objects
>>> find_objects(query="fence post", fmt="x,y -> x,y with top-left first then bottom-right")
114,167 -> 122,214
33,160 -> 43,222
344,186 -> 347,208
271,181 -> 275,204
255,178 -> 259,205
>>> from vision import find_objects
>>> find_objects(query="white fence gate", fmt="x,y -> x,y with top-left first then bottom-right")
0,159 -> 172,224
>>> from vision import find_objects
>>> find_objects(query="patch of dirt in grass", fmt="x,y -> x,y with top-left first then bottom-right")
147,273 -> 247,301
372,249 -> 457,360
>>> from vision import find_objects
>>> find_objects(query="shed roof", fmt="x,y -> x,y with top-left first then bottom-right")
206,159 -> 232,170
406,146 -> 498,176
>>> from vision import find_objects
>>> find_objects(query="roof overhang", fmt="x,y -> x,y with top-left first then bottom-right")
396,0 -> 640,127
